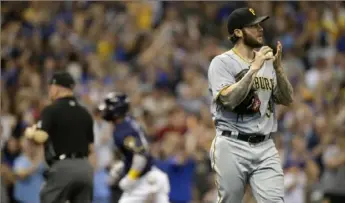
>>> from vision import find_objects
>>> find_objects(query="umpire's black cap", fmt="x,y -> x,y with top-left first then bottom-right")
227,8 -> 269,35
49,71 -> 75,90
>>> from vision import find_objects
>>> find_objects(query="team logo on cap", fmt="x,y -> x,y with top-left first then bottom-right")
249,8 -> 255,16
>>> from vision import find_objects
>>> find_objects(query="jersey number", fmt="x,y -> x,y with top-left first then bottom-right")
266,99 -> 273,118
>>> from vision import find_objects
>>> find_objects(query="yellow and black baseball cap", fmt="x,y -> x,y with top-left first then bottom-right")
49,71 -> 76,90
227,7 -> 269,35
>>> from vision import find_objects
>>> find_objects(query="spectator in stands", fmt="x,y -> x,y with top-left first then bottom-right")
284,161 -> 308,203
13,136 -> 45,203
92,108 -> 113,203
1,136 -> 21,203
93,108 -> 114,169
155,132 -> 196,203
321,130 -> 345,203
89,151 -> 111,203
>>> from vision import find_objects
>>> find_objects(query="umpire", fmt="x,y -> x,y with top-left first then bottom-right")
33,71 -> 94,203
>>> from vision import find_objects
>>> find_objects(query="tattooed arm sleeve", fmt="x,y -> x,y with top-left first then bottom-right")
273,68 -> 294,106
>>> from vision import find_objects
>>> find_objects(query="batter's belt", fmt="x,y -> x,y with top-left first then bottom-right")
221,131 -> 272,144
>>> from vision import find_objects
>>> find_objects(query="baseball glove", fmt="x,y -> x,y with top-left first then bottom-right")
232,69 -> 261,117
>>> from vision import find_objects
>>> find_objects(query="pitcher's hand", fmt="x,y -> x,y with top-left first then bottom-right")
251,46 -> 275,71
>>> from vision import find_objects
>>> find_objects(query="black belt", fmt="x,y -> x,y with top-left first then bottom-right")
47,153 -> 87,166
221,131 -> 271,144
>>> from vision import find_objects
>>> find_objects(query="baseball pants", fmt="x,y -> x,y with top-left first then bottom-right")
40,158 -> 94,203
119,167 -> 170,203
210,133 -> 284,203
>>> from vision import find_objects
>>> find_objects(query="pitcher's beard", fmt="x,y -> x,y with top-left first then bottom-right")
243,31 -> 263,49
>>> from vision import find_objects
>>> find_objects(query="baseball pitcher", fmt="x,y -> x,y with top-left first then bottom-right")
208,8 -> 294,203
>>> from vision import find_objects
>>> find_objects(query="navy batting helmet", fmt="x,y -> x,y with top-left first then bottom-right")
98,92 -> 130,121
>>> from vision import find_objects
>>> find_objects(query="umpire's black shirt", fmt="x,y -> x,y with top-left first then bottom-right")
38,96 -> 94,165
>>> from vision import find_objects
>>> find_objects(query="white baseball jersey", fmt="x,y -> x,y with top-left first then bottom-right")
208,50 -> 278,135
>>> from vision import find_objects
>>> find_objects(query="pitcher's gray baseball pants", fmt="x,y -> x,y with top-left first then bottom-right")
40,158 -> 94,203
210,133 -> 284,203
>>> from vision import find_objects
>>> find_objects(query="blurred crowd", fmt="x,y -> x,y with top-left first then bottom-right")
1,1 -> 345,203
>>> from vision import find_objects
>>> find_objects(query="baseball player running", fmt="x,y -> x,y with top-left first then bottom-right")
98,92 -> 170,203
208,8 -> 293,203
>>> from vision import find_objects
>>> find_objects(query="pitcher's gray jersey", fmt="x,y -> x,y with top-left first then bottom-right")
208,50 -> 277,135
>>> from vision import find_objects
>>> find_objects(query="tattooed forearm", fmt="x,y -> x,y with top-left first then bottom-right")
273,68 -> 293,105
219,69 -> 258,110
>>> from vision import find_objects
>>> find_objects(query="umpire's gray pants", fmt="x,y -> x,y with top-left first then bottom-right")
210,134 -> 284,203
40,158 -> 93,203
